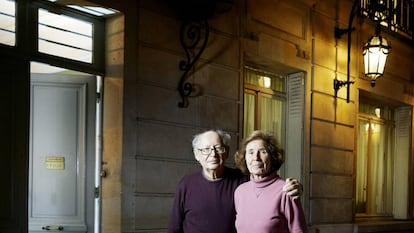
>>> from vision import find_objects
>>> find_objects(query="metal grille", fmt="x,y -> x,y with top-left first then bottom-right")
361,0 -> 414,41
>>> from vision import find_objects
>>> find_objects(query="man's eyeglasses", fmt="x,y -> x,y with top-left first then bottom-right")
197,145 -> 226,155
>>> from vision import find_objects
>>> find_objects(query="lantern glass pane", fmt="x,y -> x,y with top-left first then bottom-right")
364,52 -> 369,74
377,50 -> 388,73
364,46 -> 388,76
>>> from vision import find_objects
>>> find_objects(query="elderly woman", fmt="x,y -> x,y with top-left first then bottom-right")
234,130 -> 308,233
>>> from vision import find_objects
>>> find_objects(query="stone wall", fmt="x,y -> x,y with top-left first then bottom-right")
95,0 -> 414,232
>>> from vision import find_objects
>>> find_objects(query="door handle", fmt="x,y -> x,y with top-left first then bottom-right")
42,225 -> 64,231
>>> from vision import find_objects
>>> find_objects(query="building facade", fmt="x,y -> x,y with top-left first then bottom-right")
1,0 -> 414,233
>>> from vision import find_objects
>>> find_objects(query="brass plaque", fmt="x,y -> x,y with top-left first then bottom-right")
46,156 -> 65,170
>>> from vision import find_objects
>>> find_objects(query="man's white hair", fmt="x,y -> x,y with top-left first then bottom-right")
192,129 -> 231,148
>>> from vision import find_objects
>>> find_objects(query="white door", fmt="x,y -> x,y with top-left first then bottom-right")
29,73 -> 97,232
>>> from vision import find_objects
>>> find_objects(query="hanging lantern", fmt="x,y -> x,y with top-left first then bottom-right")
363,26 -> 391,87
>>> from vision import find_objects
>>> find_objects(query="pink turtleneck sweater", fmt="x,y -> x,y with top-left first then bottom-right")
234,173 -> 308,233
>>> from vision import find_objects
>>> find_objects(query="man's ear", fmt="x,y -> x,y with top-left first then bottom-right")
193,149 -> 199,161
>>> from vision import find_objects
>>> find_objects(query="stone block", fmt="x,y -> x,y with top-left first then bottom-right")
198,96 -> 239,132
310,199 -> 353,224
311,173 -> 353,198
311,120 -> 354,150
311,147 -> 353,175
136,158 -> 199,193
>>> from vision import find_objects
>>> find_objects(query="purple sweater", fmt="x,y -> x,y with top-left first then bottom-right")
167,167 -> 248,233
234,173 -> 308,233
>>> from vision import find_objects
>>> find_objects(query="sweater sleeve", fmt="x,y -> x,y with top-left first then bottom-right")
283,195 -> 308,233
167,181 -> 185,233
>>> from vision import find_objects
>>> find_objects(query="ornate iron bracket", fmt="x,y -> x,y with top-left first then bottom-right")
333,0 -> 359,103
177,20 -> 210,108
334,79 -> 355,100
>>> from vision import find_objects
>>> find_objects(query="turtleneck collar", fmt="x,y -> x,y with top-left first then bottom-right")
250,172 -> 279,188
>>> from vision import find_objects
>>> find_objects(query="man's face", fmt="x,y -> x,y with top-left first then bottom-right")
194,131 -> 228,171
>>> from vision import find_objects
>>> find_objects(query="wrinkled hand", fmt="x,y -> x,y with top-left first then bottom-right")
283,177 -> 303,199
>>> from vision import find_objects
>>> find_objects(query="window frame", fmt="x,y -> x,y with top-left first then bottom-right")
356,113 -> 394,217
243,73 -> 287,138
356,101 -> 412,220
242,67 -> 305,183
11,0 -> 105,75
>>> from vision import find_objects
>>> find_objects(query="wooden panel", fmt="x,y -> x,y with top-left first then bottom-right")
0,56 -> 29,233
29,78 -> 89,232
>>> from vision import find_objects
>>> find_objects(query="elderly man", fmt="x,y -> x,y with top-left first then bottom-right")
167,129 -> 302,233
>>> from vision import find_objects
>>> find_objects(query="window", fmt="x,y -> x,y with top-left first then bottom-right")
243,66 -> 304,179
0,0 -> 112,73
0,0 -> 15,46
356,101 -> 411,219
36,1 -> 118,64
32,0 -> 106,70
38,8 -> 93,63
243,66 -> 286,141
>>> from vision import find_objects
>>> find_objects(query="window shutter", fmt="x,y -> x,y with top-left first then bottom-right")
284,72 -> 304,181
393,106 -> 411,219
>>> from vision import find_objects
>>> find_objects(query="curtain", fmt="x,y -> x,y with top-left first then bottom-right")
245,71 -> 260,86
368,122 -> 385,214
244,93 -> 255,138
384,124 -> 393,214
356,119 -> 368,213
260,96 -> 284,144
357,119 -> 393,215
245,69 -> 285,92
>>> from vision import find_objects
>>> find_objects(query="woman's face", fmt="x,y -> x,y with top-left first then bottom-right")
245,139 -> 271,179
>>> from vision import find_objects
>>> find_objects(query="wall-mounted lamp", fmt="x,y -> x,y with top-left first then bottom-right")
363,24 -> 391,87
334,0 -> 391,102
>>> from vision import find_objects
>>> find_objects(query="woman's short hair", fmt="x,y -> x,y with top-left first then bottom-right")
234,130 -> 284,175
